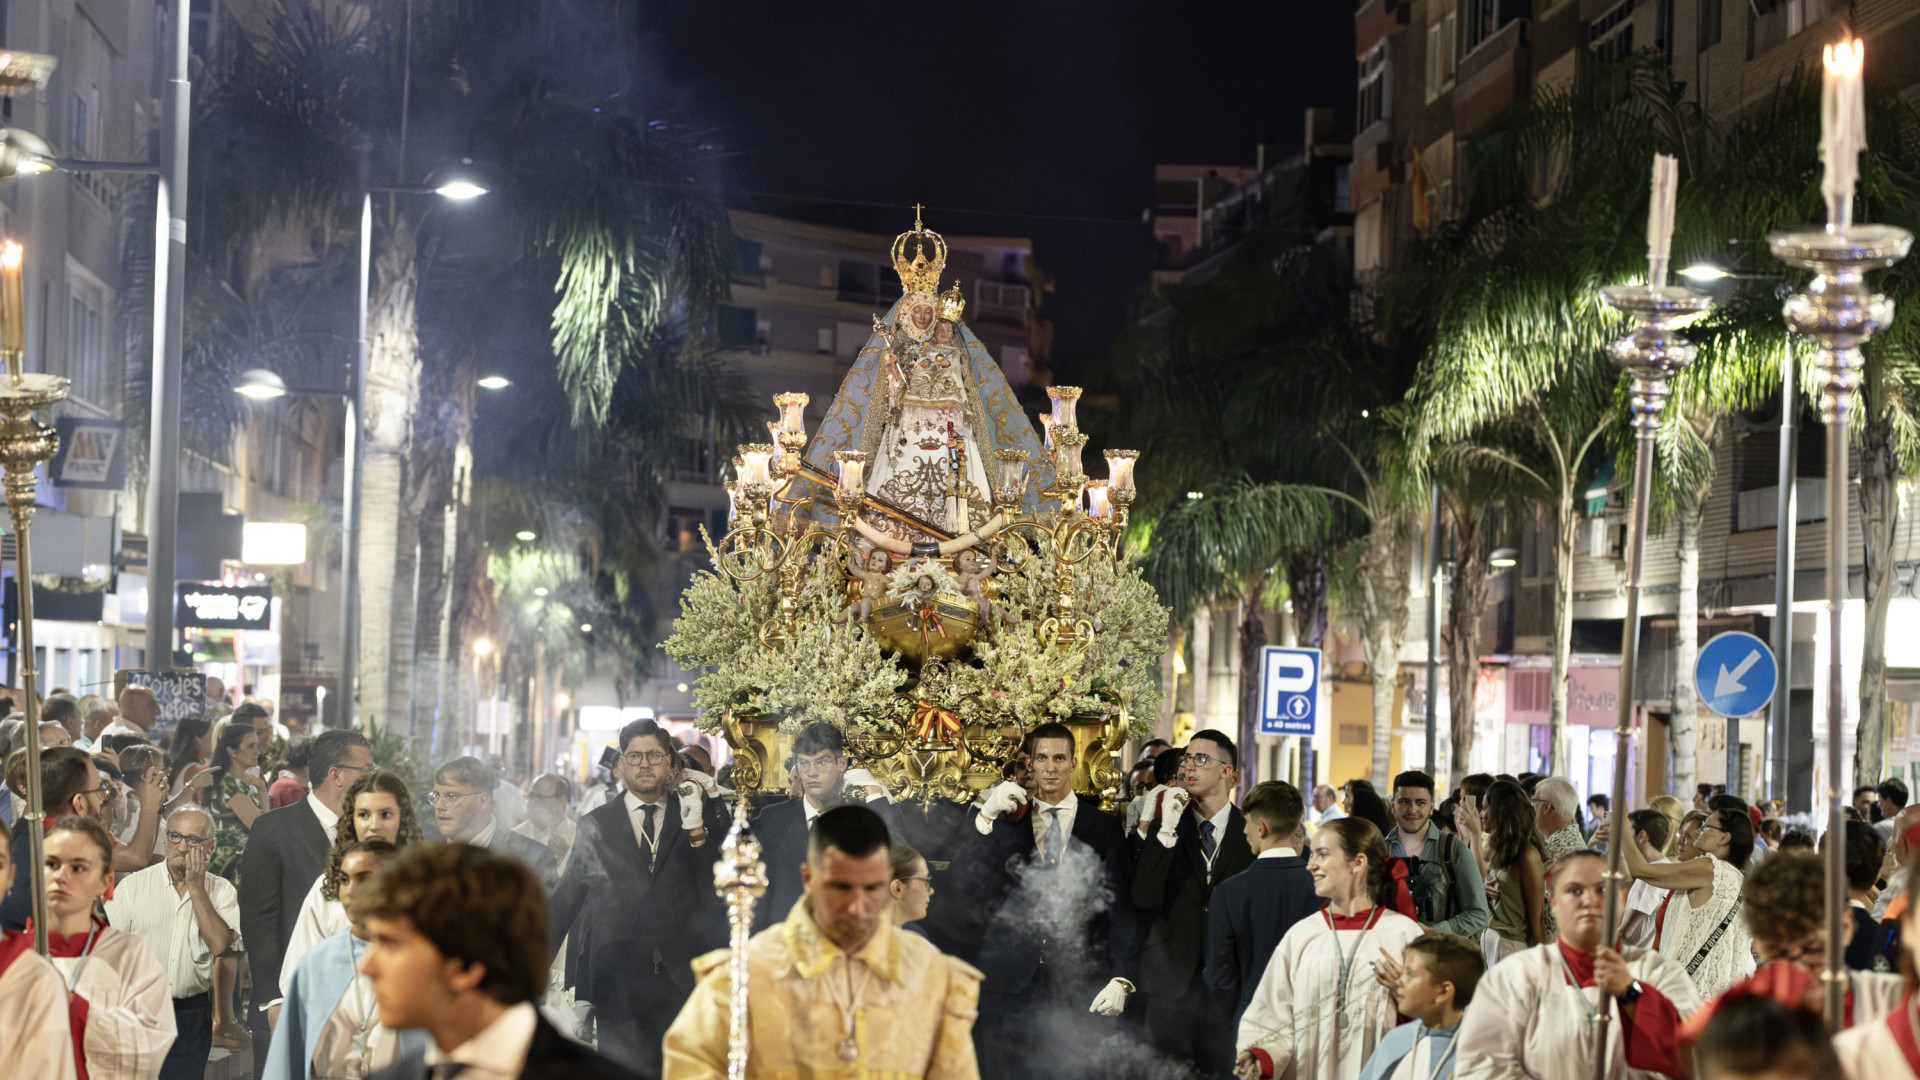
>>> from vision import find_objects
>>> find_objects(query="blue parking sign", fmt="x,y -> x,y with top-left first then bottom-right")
1259,646 -> 1320,736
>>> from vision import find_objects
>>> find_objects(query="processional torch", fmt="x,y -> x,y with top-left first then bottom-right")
713,796 -> 768,1080
0,239 -> 72,957
1768,37 -> 1910,1031
1594,152 -> 1709,1080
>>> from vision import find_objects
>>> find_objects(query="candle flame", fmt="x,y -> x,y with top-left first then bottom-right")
1824,38 -> 1864,78
0,241 -> 21,271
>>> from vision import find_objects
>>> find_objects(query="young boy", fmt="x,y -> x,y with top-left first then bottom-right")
1696,994 -> 1840,1080
1358,933 -> 1483,1080
1205,780 -> 1320,1029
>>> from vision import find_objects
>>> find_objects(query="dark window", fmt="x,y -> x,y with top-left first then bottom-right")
731,237 -> 763,285
716,305 -> 757,350
1357,43 -> 1389,131
1699,0 -> 1722,49
837,260 -> 899,305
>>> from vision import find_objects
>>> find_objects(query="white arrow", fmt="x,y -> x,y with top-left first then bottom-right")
1713,650 -> 1763,699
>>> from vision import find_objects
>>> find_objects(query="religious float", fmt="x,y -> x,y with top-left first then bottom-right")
663,210 -> 1168,809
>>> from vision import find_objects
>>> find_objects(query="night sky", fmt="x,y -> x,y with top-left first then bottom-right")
639,1 -> 1356,377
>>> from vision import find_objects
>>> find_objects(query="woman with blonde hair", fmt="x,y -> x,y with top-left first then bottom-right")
1648,794 -> 1687,857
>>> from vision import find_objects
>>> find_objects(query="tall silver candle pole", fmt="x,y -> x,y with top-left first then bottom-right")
1769,222 -> 1910,1028
1593,280 -> 1709,1080
712,796 -> 767,1080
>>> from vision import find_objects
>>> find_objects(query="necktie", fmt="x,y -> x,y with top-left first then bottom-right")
1043,807 -> 1062,866
1200,820 -> 1217,861
642,803 -> 658,846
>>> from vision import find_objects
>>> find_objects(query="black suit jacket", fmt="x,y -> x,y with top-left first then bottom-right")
960,793 -> 1140,997
1203,854 -> 1320,1024
0,827 -> 33,930
370,1011 -> 639,1080
1131,803 -> 1254,993
237,797 -> 333,1010
548,791 -> 731,1015
488,821 -> 561,892
751,797 -> 811,932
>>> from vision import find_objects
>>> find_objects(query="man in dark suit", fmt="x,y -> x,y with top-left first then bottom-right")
1131,728 -> 1254,1077
238,727 -> 372,1076
960,721 -> 1140,1078
360,842 -> 638,1080
1204,779 -> 1318,1029
431,755 -> 561,890
549,718 -> 729,1078
751,722 -> 851,930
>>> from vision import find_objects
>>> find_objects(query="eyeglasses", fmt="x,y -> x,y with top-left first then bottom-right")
1700,822 -> 1727,833
165,831 -> 213,847
623,750 -> 671,767
898,876 -> 933,888
426,790 -> 483,806
333,762 -> 377,779
792,756 -> 841,775
81,784 -> 116,803
1183,753 -> 1223,770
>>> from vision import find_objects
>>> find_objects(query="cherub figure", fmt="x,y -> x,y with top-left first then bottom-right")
953,548 -> 996,626
846,548 -> 891,625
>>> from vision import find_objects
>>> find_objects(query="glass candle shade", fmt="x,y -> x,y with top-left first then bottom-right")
994,448 -> 1029,500
738,444 -> 775,487
1048,386 -> 1082,431
1039,414 -> 1054,451
1104,450 -> 1138,496
725,482 -> 739,524
833,450 -> 868,496
1085,481 -> 1112,519
1053,430 -> 1087,479
774,392 -> 809,436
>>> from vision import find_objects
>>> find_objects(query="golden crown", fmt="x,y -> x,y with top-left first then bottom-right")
938,280 -> 966,323
891,204 -> 947,296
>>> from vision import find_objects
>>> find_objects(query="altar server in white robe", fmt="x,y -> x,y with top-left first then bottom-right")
43,816 -> 177,1079
1834,841 -> 1920,1079
0,816 -> 77,1079
1693,993 -> 1843,1080
264,839 -> 426,1080
1456,850 -> 1701,1080
1234,818 -> 1426,1080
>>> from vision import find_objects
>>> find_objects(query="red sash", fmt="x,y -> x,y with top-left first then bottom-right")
1888,993 -> 1920,1076
34,918 -> 104,1080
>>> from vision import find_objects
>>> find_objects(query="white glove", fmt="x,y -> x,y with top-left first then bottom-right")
1156,788 -> 1191,849
1133,785 -> 1167,838
974,780 -> 1029,835
681,768 -> 722,796
1089,977 -> 1133,1016
678,784 -> 707,831
841,769 -> 891,804
1124,794 -> 1146,834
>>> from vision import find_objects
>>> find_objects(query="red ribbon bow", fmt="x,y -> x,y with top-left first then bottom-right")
1386,857 -> 1418,920
1679,960 -> 1827,1045
910,701 -> 962,742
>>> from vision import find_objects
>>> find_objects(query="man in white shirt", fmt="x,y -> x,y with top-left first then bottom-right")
1618,809 -> 1674,949
1310,784 -> 1346,827
358,844 -> 637,1080
513,773 -> 577,867
105,806 -> 241,1080
101,684 -> 159,740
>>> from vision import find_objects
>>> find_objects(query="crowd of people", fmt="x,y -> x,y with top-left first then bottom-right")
4,695 -> 1920,1080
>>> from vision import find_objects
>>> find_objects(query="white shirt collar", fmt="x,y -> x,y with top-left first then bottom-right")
1204,799 -> 1234,838
307,791 -> 340,834
423,1001 -> 538,1076
624,789 -> 667,813
1258,846 -> 1298,860
1034,793 -> 1076,812
471,819 -> 497,849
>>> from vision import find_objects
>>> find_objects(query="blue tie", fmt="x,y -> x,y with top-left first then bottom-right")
1200,820 -> 1217,861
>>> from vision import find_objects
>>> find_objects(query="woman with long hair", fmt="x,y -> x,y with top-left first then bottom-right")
193,723 -> 269,885
1234,818 -> 1425,1080
42,815 -> 177,1078
1344,780 -> 1395,839
166,716 -> 212,794
1648,794 -> 1687,857
1618,804 -> 1757,998
1479,780 -> 1546,966
276,770 -> 423,1001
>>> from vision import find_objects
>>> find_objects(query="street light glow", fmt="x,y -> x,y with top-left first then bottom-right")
1680,263 -> 1730,281
516,530 -> 536,542
579,622 -> 593,633
473,637 -> 493,656
533,586 -> 549,597
233,368 -> 289,399
477,375 -> 511,389
435,180 -> 488,200
553,691 -> 570,710
676,682 -> 689,693
1489,547 -> 1519,568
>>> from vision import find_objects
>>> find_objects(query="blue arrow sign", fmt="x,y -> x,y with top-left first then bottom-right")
1694,630 -> 1777,718
1259,646 -> 1320,736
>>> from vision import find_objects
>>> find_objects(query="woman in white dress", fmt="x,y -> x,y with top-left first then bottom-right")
43,815 -> 176,1079
276,770 -> 422,1000
1234,817 -> 1425,1080
1619,804 -> 1756,1000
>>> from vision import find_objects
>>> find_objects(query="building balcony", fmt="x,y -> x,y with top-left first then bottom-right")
1456,17 -> 1530,137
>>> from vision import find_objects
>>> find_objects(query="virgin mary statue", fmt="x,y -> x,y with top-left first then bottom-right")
802,211 -> 1053,544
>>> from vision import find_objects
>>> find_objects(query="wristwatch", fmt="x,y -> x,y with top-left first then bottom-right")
1617,980 -> 1644,1004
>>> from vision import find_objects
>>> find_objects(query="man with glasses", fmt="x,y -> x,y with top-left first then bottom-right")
550,717 -> 729,1077
753,723 -> 875,931
1132,729 -> 1254,1076
514,772 -> 578,867
237,726 -> 370,1075
106,806 -> 241,1080
432,755 -> 559,890
0,745 -> 115,930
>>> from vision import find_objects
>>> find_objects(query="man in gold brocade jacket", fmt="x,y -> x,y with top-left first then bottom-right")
664,805 -> 982,1080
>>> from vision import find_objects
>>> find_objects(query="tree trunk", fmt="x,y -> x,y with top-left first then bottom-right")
1672,503 -> 1702,799
1238,576 -> 1268,789
1286,553 -> 1328,649
1445,504 -> 1490,788
1858,412 -> 1898,785
1550,490 -> 1578,775
356,213 -> 421,733
1359,522 -> 1415,788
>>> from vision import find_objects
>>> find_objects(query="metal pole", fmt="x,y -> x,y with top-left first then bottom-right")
1768,222 -> 1910,1032
1770,351 -> 1797,807
1597,280 -> 1710,1080
8,416 -> 55,953
339,193 -> 368,727
1426,484 -> 1442,778
144,0 -> 188,674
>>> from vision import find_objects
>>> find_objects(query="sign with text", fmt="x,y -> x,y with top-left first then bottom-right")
122,669 -> 208,735
50,418 -> 127,489
1258,646 -> 1321,736
175,583 -> 273,631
